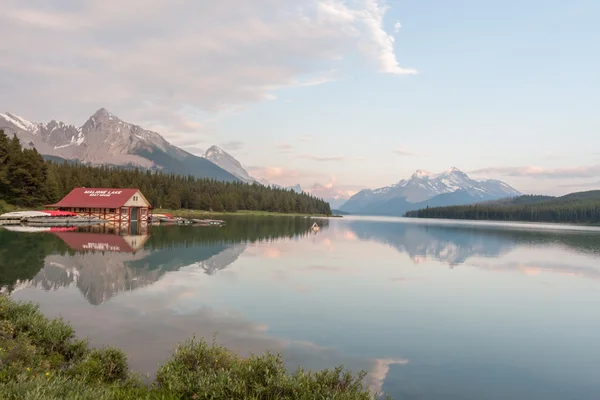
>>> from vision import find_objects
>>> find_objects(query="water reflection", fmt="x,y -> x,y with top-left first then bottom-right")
1,216 -> 328,304
346,217 -> 600,265
3,216 -> 600,399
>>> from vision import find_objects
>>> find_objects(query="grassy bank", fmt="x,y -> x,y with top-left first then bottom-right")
0,295 -> 385,399
0,201 -> 31,214
153,208 -> 336,218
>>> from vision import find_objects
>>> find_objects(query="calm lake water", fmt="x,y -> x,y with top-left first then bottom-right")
3,215 -> 600,399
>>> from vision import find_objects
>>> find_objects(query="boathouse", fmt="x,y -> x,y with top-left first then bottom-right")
45,188 -> 151,224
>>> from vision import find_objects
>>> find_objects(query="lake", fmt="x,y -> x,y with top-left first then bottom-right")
3,215 -> 600,399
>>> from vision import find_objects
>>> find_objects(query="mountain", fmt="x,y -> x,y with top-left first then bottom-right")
340,167 -> 521,216
0,109 -> 238,182
304,184 -> 353,209
203,145 -> 256,183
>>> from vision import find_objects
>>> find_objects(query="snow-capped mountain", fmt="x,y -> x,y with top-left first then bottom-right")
340,167 -> 521,216
0,109 -> 238,182
203,145 -> 256,183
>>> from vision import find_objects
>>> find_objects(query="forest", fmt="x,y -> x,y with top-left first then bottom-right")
0,130 -> 331,215
404,192 -> 600,224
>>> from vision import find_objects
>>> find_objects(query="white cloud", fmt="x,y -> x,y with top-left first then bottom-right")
470,164 -> 600,179
247,165 -> 327,186
299,155 -> 347,161
392,148 -> 424,156
0,0 -> 416,140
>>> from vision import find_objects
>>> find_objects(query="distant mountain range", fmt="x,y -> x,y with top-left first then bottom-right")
0,109 -> 238,182
1,109 -> 518,211
339,167 -> 521,216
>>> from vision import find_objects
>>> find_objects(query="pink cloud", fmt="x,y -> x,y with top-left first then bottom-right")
246,165 -> 326,186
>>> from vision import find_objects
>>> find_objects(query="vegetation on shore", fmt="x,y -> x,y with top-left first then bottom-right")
404,191 -> 600,224
0,130 -> 331,216
0,295 -> 387,399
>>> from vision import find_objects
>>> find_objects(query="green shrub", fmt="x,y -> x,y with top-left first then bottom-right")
70,347 -> 129,384
156,337 -> 386,399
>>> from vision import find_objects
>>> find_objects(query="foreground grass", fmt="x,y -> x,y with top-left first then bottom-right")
154,208 -> 336,218
0,295 -> 387,399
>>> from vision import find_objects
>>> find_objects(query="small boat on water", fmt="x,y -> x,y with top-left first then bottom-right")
311,222 -> 320,232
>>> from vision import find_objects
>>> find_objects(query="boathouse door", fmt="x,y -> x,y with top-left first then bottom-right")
130,207 -> 139,222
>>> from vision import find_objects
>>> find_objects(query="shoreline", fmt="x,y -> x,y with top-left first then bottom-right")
153,208 -> 341,218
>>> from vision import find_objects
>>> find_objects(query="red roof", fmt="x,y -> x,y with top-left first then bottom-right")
46,188 -> 143,208
53,231 -> 135,253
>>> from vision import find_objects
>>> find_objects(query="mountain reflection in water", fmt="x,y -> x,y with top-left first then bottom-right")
3,216 -> 600,399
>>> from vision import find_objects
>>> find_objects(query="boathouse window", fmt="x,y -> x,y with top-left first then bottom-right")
108,209 -> 115,213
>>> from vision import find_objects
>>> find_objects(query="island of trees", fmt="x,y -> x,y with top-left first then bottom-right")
404,192 -> 600,224
0,130 -> 331,215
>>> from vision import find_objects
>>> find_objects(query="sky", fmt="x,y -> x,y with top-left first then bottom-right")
0,0 -> 598,195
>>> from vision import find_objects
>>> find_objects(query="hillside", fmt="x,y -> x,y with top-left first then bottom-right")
404,190 -> 600,224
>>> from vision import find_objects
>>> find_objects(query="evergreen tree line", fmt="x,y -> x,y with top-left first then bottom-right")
405,192 -> 600,224
0,130 -> 331,215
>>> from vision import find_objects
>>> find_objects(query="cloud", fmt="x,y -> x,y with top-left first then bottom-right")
221,140 -> 244,151
392,148 -> 423,156
470,164 -> 600,179
276,143 -> 294,152
299,155 -> 347,162
356,0 -> 417,75
299,135 -> 314,142
394,22 -> 402,33
183,146 -> 205,155
558,180 -> 600,189
247,165 -> 326,186
0,0 -> 416,139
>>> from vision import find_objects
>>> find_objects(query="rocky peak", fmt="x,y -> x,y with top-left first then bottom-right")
204,144 -> 255,183
205,145 -> 226,158
92,108 -> 112,119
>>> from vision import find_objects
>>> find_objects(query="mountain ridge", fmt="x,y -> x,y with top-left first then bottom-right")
340,167 -> 521,216
0,109 -> 239,182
